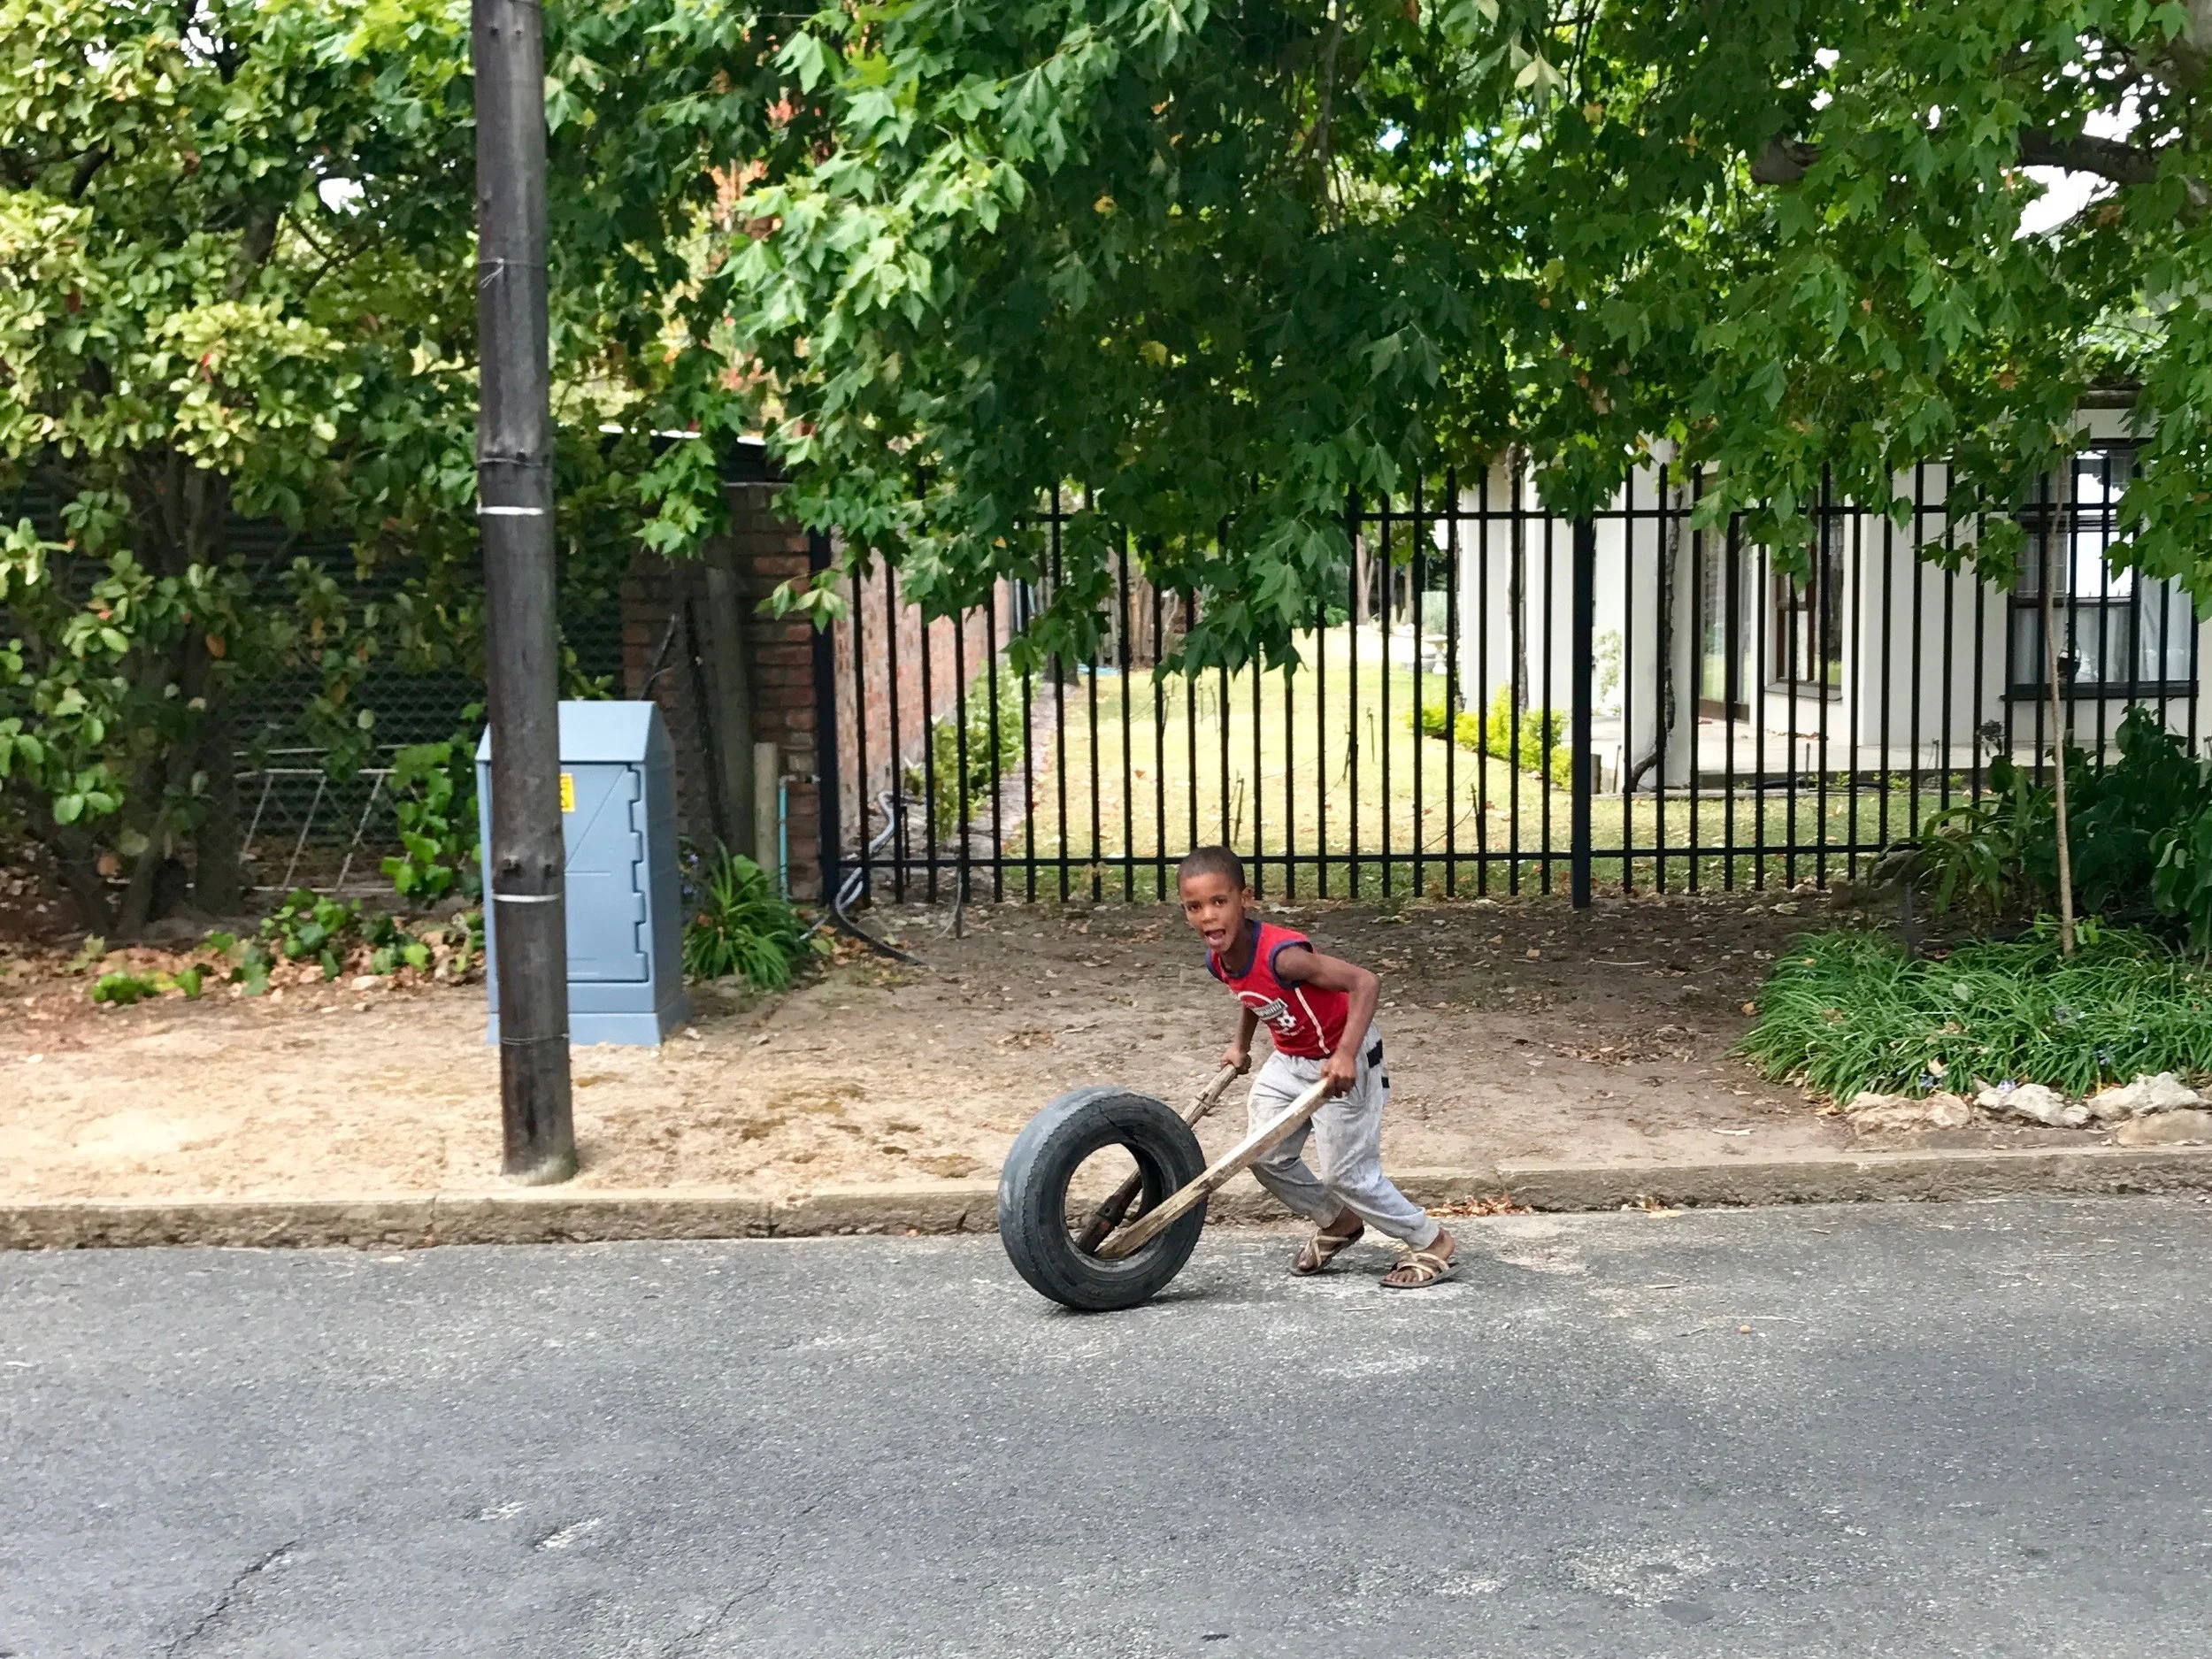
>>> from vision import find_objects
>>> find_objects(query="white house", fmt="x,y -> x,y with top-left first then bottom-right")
1447,409 -> 2207,790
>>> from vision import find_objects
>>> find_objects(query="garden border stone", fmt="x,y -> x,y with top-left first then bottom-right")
7,1144 -> 2212,1250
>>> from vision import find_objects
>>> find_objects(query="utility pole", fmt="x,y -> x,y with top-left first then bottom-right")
474,0 -> 574,1182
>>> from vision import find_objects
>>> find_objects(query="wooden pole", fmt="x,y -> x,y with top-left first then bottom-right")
1073,1063 -> 1242,1255
474,0 -> 574,1182
2042,535 -> 2077,956
1094,1076 -> 1333,1261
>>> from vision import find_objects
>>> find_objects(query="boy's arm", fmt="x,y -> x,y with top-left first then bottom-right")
1273,946 -> 1379,1095
1225,1007 -> 1259,1072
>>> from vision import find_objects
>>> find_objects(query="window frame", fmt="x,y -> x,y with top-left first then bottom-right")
2006,443 -> 2199,702
1767,503 -> 1847,699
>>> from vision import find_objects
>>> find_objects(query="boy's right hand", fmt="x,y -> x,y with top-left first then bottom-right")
1222,1046 -> 1250,1075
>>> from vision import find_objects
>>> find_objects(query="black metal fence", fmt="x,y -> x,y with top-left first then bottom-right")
829,446 -> 2205,908
1,485 -> 626,895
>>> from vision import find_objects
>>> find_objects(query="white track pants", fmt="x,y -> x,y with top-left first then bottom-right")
1244,1026 -> 1440,1248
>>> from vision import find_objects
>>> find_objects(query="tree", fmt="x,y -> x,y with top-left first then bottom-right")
719,0 -> 2212,675
0,0 -> 483,933
0,0 -> 796,934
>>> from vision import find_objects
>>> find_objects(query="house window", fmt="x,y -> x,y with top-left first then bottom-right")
1771,512 -> 1846,693
2008,446 -> 2196,698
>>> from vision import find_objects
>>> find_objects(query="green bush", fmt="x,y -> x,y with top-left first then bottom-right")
77,903 -> 469,1005
382,738 -> 479,905
1739,924 -> 2212,1101
906,665 -> 1029,839
90,970 -> 160,1006
261,889 -> 365,979
1910,707 -> 2212,943
681,851 -> 818,988
257,890 -> 435,982
1411,687 -> 1573,789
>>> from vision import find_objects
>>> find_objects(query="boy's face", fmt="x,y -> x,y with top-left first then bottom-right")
1178,869 -> 1253,953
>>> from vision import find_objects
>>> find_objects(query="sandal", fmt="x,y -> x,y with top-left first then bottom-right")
1379,1247 -> 1457,1290
1293,1220 -> 1365,1275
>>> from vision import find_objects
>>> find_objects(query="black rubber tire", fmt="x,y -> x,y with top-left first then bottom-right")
997,1086 -> 1209,1312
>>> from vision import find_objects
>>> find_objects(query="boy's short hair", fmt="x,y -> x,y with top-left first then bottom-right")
1177,846 -> 1247,890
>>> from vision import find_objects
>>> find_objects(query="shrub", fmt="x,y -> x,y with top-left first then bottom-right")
261,890 -> 365,979
1909,707 -> 2212,942
1739,924 -> 2212,1101
906,665 -> 1029,838
77,902 -> 473,1004
1412,687 -> 1573,789
382,738 -> 480,905
90,970 -> 160,1006
681,851 -> 818,988
256,890 -> 444,983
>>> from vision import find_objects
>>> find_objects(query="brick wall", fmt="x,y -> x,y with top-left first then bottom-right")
621,466 -> 1022,902
622,479 -> 826,898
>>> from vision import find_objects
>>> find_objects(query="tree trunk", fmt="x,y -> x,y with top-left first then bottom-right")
111,764 -> 172,941
127,448 -> 244,926
700,539 -> 758,859
192,704 -> 246,914
42,824 -> 116,939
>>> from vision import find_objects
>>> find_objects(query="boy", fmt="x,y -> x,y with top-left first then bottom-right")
1176,845 -> 1456,1289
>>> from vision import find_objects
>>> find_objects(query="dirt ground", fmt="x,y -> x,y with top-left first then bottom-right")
2,882 -> 2124,1206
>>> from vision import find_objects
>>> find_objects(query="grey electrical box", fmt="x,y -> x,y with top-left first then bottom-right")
476,702 -> 687,1046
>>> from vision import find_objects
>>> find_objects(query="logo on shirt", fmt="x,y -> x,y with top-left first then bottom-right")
1241,992 -> 1299,1034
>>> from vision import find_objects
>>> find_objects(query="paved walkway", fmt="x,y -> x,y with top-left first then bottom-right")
6,1199 -> 2210,1655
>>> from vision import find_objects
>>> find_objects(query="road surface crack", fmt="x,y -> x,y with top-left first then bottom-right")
163,1540 -> 296,1656
663,1491 -> 834,1656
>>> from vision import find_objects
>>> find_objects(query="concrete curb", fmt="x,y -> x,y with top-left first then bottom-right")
6,1146 -> 2212,1250
1489,1146 -> 2212,1210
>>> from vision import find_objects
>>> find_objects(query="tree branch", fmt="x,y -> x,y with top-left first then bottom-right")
1752,127 -> 2189,201
68,145 -> 109,199
1750,136 -> 1818,184
2015,128 -> 2158,187
227,204 -> 281,298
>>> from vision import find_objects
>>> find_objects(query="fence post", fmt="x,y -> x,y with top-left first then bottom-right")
1571,513 -> 1596,909
810,529 -> 842,906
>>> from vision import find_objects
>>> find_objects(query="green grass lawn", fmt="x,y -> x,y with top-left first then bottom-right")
951,624 -> 1955,901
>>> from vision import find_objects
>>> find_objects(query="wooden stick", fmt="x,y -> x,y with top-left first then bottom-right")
1094,1076 -> 1333,1261
1073,1064 -> 1243,1255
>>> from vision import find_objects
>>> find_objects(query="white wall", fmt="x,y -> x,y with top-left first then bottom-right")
1452,418 -> 2211,786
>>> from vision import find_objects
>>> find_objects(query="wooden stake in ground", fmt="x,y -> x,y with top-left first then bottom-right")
474,0 -> 575,1181
2041,529 -> 2077,957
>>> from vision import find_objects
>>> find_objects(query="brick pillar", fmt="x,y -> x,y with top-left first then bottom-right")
621,448 -> 831,900
726,480 -> 824,900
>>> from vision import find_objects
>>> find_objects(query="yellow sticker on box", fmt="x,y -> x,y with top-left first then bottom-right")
559,772 -> 575,812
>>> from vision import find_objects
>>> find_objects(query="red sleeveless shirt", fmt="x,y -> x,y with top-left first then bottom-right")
1207,921 -> 1347,1060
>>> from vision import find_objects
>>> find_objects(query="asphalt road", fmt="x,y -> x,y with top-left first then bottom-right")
5,1197 -> 2211,1658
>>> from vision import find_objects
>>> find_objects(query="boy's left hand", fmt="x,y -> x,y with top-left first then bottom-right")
1319,1050 -> 1358,1096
